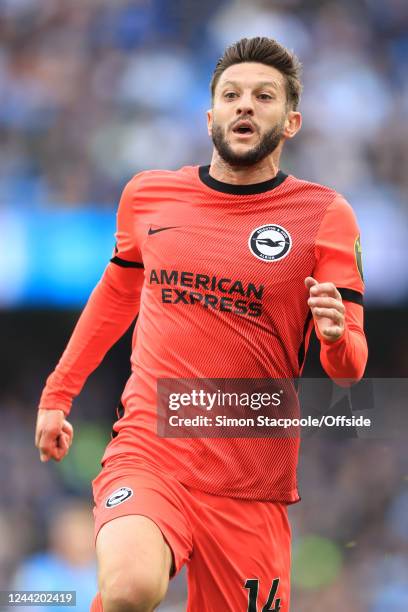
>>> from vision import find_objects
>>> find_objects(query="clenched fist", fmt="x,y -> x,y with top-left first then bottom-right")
35,409 -> 74,462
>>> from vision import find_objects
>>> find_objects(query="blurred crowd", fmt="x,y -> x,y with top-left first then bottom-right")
0,309 -> 407,611
290,438 -> 408,611
1,0 -> 408,610
1,0 -> 408,207
1,399 -> 407,611
2,0 -> 408,301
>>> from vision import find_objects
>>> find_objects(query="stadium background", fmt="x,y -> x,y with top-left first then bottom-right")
1,0 -> 407,610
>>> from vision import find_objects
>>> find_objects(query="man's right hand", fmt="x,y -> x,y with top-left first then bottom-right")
35,408 -> 74,462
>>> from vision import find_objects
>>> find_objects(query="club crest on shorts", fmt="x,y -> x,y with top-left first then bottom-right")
105,487 -> 133,508
249,225 -> 292,262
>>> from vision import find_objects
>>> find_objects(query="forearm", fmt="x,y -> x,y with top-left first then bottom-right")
39,263 -> 143,415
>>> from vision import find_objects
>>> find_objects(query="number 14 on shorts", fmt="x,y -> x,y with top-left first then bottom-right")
244,578 -> 281,612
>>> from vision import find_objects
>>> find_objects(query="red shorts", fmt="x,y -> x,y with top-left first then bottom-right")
92,455 -> 291,611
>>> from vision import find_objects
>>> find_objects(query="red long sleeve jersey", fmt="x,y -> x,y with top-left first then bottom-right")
40,166 -> 367,502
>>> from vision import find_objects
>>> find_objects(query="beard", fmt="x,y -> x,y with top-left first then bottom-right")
211,119 -> 285,168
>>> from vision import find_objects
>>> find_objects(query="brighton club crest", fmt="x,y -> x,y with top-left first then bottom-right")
249,225 -> 292,262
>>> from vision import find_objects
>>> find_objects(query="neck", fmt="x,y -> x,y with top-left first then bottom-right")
209,148 -> 282,185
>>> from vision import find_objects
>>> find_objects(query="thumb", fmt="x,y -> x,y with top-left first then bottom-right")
62,420 -> 73,440
304,276 -> 318,291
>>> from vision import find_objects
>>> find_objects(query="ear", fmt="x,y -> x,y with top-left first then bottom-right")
207,108 -> 213,137
283,111 -> 302,139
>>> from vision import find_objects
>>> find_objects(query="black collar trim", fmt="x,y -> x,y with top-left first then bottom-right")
198,165 -> 288,195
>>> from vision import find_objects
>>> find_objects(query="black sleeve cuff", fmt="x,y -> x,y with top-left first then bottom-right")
338,287 -> 363,305
110,256 -> 144,269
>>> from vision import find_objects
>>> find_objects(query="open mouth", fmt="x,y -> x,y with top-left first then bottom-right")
232,121 -> 256,135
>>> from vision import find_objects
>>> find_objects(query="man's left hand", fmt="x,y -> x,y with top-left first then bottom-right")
305,276 -> 345,342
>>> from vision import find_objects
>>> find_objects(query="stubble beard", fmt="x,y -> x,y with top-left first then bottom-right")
211,119 -> 285,168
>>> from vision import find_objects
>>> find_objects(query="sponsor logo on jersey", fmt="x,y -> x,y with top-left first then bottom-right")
249,225 -> 292,262
105,487 -> 133,508
149,269 -> 263,317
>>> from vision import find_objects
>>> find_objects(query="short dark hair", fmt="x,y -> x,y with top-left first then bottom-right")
210,37 -> 302,110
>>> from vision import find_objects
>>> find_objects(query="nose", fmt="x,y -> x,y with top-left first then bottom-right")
236,92 -> 254,116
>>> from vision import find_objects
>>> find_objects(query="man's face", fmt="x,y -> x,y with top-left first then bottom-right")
208,62 -> 292,167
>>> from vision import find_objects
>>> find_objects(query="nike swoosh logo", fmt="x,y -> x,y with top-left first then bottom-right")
148,226 -> 178,235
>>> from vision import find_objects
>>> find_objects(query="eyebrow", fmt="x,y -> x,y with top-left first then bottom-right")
221,80 -> 280,91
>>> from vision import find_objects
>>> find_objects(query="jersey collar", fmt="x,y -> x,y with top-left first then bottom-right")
198,165 -> 288,195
